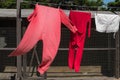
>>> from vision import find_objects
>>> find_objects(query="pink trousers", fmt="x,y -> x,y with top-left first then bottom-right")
68,11 -> 91,72
8,4 -> 77,75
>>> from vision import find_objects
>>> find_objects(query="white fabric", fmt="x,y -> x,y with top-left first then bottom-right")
95,13 -> 120,33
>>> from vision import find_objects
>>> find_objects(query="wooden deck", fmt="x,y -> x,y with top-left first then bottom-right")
0,73 -> 118,80
0,66 -> 119,80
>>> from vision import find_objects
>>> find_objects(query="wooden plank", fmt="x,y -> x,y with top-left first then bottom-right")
2,66 -> 117,80
48,66 -> 101,73
3,66 -> 102,79
0,73 -> 15,80
0,9 -> 120,18
4,66 -> 101,73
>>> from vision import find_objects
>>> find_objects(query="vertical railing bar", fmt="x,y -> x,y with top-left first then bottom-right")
107,34 -> 111,73
23,54 -> 27,78
16,0 -> 22,80
28,48 -> 35,76
22,27 -> 27,78
115,31 -> 120,78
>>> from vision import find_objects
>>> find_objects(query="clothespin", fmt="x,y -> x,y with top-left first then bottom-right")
58,2 -> 62,8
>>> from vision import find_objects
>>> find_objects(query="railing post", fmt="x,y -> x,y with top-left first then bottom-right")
115,30 -> 120,79
16,0 -> 22,80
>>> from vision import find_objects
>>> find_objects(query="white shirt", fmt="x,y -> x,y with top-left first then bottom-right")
95,13 -> 120,33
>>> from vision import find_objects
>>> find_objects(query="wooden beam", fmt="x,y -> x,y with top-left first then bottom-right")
0,9 -> 120,18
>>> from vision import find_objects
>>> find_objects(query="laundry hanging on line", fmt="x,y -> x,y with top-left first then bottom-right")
8,3 -> 120,75
8,3 -> 77,75
95,13 -> 120,33
68,10 -> 91,72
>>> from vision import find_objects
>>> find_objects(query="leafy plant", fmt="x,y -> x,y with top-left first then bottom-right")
0,0 -> 16,8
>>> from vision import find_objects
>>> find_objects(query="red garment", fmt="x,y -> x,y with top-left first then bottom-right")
68,10 -> 91,72
8,4 -> 77,75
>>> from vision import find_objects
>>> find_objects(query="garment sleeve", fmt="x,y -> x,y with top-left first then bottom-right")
8,7 -> 39,57
27,5 -> 37,22
59,9 -> 77,33
88,15 -> 91,38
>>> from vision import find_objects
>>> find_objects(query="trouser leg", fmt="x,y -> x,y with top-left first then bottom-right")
74,34 -> 85,72
68,41 -> 76,69
37,34 -> 60,75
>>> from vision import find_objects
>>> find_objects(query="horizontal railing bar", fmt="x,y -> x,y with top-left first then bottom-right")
0,48 -> 16,50
59,48 -> 116,50
24,77 -> 44,80
0,48 -> 116,51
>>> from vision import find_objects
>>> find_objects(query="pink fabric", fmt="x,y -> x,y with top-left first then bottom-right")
68,10 -> 91,72
8,4 -> 77,75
